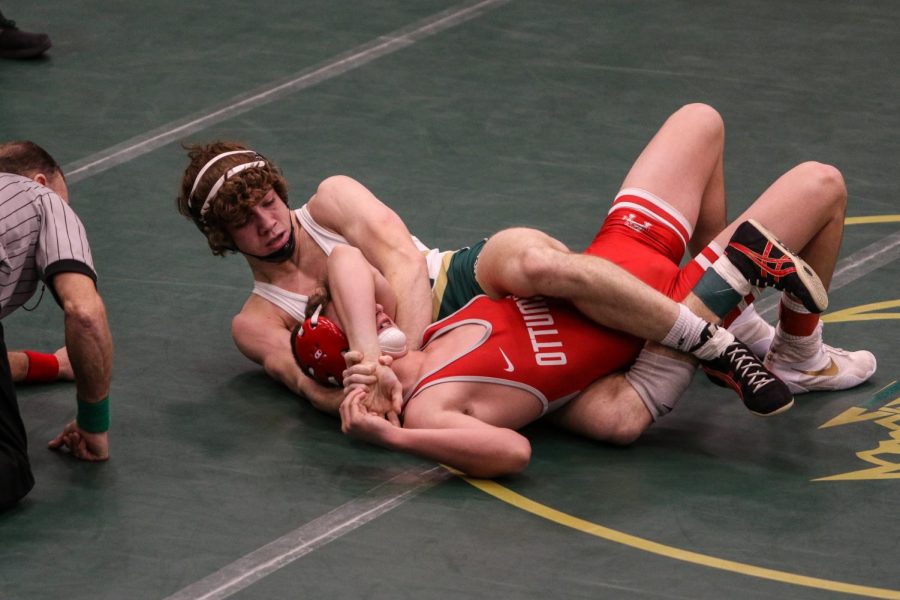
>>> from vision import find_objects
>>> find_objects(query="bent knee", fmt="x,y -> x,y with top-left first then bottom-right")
673,103 -> 725,141
486,227 -> 564,253
809,160 -> 846,197
604,421 -> 644,446
479,228 -> 567,297
515,243 -> 565,289
0,453 -> 34,511
795,161 -> 847,210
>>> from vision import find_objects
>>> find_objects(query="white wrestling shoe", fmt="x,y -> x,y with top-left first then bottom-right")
764,322 -> 877,394
727,305 -> 774,358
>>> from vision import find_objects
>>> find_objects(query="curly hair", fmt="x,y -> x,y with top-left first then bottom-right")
176,141 -> 289,256
305,286 -> 331,319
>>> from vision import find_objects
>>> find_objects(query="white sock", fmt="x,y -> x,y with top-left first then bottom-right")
771,322 -> 827,366
661,304 -> 709,353
780,293 -> 810,315
690,326 -> 736,360
713,256 -> 753,296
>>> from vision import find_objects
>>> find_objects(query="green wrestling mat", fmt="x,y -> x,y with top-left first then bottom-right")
1,0 -> 898,597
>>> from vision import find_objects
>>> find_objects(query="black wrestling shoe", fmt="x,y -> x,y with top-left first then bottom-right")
725,219 -> 827,313
0,17 -> 51,59
702,338 -> 794,417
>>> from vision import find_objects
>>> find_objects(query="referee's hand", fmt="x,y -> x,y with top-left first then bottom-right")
48,420 -> 109,461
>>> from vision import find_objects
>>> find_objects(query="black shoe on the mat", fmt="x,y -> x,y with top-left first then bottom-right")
701,337 -> 794,417
0,17 -> 51,59
725,218 -> 827,313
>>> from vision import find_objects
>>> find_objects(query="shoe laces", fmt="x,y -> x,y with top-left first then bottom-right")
0,17 -> 17,29
726,343 -> 775,393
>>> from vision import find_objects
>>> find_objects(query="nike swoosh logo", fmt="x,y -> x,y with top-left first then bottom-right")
801,358 -> 839,377
499,348 -> 515,372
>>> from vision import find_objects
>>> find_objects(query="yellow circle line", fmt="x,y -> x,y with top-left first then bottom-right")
820,299 -> 900,324
452,219 -> 899,595
844,215 -> 900,225
459,475 -> 900,599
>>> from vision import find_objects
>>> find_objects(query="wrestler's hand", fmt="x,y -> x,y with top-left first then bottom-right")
342,352 -> 402,422
340,387 -> 399,446
54,346 -> 74,380
342,350 -> 377,390
342,352 -> 394,393
48,420 -> 109,461
367,358 -> 402,419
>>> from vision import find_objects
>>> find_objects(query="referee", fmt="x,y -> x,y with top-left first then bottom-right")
0,141 -> 113,511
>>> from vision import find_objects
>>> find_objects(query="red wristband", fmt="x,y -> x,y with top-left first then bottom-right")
23,351 -> 60,383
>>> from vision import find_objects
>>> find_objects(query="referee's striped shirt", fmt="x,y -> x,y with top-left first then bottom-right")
0,173 -> 96,320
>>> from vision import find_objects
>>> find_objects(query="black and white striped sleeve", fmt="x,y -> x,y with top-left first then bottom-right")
35,190 -> 97,283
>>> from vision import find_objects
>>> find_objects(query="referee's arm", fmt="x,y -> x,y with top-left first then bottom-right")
47,271 -> 112,461
53,272 -> 112,401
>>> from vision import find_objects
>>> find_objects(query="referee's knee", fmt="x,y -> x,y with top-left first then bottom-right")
0,451 -> 34,511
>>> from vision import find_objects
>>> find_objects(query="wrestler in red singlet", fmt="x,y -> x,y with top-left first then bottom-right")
404,188 -> 723,413
406,294 -> 642,414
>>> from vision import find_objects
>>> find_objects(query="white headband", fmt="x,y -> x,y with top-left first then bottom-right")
188,150 -> 267,219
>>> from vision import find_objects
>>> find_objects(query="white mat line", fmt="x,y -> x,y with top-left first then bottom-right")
163,466 -> 452,600
64,0 -> 510,183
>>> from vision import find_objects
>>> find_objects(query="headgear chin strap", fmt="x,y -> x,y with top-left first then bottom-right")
242,225 -> 297,263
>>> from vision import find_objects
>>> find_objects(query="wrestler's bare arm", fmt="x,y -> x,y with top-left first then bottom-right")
306,176 -> 431,347
327,245 -> 403,415
232,300 -> 342,415
328,246 -> 396,361
341,387 -> 531,478
7,348 -> 73,382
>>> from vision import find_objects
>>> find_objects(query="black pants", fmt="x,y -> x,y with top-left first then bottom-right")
0,322 -> 34,511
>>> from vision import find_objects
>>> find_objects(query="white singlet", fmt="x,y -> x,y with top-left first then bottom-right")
251,203 -> 447,319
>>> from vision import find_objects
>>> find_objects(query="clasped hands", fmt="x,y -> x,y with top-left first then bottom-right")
339,350 -> 403,442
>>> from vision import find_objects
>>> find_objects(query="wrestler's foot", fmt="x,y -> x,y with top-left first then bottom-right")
765,323 -> 877,394
725,219 -> 827,313
693,324 -> 793,416
704,306 -> 775,388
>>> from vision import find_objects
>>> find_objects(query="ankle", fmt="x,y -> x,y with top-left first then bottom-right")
770,323 -> 825,363
690,324 -> 735,360
778,294 -> 820,336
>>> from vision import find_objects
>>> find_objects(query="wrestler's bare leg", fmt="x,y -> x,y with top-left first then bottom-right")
711,161 -> 846,289
476,104 -> 730,339
620,102 -> 727,255
548,372 -> 651,445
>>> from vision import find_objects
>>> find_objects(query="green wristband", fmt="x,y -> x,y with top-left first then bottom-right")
76,396 -> 110,433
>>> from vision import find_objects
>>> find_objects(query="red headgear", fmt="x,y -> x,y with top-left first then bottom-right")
290,305 -> 349,387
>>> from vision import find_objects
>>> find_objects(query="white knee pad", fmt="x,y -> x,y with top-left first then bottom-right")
625,348 -> 697,421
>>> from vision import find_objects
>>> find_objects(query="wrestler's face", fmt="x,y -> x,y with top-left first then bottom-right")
374,304 -> 409,358
374,304 -> 395,331
227,188 -> 292,256
324,302 -> 408,358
